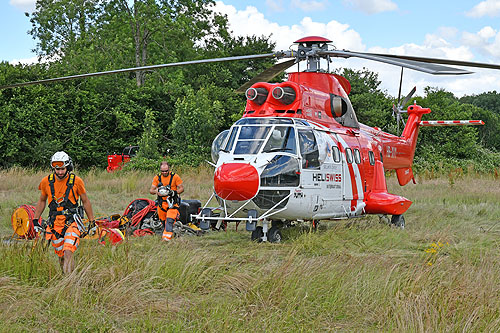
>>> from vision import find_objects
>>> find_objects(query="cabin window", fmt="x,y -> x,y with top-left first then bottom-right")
369,151 -> 375,165
262,126 -> 296,154
233,126 -> 271,155
298,129 -> 320,169
354,149 -> 361,164
333,146 -> 341,163
260,155 -> 300,187
345,148 -> 353,164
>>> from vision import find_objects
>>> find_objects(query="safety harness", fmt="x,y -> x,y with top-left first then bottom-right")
156,172 -> 180,213
47,173 -> 81,239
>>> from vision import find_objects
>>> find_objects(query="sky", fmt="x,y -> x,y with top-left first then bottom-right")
2,0 -> 500,97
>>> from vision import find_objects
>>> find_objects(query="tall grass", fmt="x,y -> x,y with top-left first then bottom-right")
0,168 -> 499,331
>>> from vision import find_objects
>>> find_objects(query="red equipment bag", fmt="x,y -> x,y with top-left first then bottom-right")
123,198 -> 157,228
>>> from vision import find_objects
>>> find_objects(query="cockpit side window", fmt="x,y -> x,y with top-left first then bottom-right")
298,129 -> 320,169
223,127 -> 238,152
262,126 -> 296,154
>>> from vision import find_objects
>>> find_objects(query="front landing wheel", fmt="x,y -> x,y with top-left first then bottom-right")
268,226 -> 282,243
251,226 -> 263,242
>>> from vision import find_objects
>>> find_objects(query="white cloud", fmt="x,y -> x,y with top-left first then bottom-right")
466,0 -> 500,18
291,0 -> 327,12
214,1 -> 364,51
343,0 -> 397,14
461,26 -> 500,59
9,0 -> 36,13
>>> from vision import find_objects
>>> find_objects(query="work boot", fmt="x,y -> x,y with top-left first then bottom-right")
162,231 -> 173,241
187,223 -> 201,231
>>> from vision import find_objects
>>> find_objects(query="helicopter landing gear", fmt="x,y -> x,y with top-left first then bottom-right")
250,220 -> 283,243
268,226 -> 282,243
251,226 -> 263,242
379,214 -> 390,224
391,214 -> 405,229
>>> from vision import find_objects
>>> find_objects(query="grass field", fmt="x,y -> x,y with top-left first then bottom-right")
1,168 -> 499,331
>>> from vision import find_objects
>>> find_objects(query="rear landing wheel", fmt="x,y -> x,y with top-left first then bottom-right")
391,214 -> 405,229
251,226 -> 263,242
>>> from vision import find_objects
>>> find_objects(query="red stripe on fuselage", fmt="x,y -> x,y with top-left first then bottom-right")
328,133 -> 359,212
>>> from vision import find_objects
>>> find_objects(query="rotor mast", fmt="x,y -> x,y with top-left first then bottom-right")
294,36 -> 332,72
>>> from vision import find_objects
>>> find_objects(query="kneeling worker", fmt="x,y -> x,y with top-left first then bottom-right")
150,161 -> 184,241
32,151 -> 95,274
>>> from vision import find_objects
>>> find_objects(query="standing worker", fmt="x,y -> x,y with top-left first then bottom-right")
32,151 -> 95,274
150,161 -> 184,241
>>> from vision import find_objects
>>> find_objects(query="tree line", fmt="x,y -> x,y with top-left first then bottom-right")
0,0 -> 498,172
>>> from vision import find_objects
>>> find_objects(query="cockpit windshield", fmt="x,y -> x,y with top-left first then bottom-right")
227,124 -> 298,155
233,126 -> 271,155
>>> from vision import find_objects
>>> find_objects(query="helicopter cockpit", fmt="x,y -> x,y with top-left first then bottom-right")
211,117 -> 324,198
211,118 -> 317,161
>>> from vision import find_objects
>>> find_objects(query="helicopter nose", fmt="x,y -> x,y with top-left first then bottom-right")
214,163 -> 259,201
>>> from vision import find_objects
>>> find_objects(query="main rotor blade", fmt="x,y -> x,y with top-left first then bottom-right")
236,58 -> 297,93
0,53 -> 279,89
366,53 -> 500,71
322,50 -> 473,75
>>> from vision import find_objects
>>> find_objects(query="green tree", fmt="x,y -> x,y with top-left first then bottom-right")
169,85 -> 223,164
460,91 -> 500,151
415,88 -> 479,160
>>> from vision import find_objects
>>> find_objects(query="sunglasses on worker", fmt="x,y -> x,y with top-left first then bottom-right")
160,169 -> 169,173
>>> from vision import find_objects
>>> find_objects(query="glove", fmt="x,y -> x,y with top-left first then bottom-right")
33,218 -> 43,233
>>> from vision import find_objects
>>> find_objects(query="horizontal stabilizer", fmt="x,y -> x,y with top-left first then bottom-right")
364,192 -> 412,215
419,120 -> 484,127
396,167 -> 415,186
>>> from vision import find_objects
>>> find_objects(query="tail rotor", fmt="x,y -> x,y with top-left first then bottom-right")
392,68 -> 416,135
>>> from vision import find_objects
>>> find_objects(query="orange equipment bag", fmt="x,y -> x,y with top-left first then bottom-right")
11,205 -> 37,239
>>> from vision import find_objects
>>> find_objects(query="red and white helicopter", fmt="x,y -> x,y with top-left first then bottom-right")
2,36 -> 498,242
193,36 -> 495,242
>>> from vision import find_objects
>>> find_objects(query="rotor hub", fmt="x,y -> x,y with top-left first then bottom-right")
294,36 -> 332,72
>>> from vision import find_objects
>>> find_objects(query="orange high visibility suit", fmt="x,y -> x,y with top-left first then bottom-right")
152,172 -> 183,241
38,173 -> 86,257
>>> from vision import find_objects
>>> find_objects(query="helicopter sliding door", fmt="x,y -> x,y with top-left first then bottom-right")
337,134 -> 364,215
313,131 -> 345,218
297,129 -> 321,215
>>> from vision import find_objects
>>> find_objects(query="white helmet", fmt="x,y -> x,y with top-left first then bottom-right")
50,151 -> 73,171
158,186 -> 169,196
